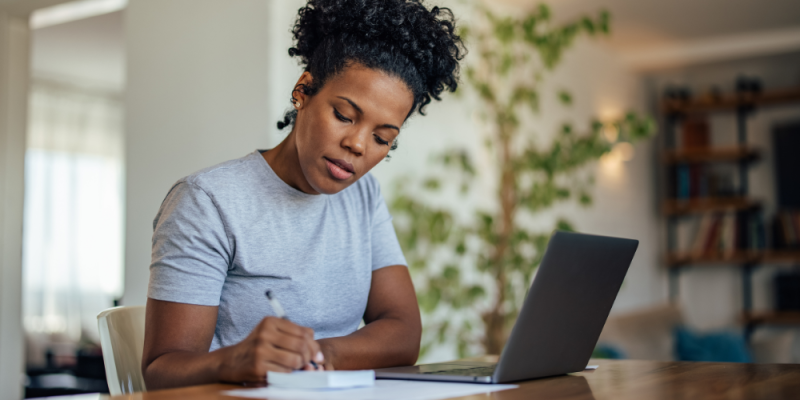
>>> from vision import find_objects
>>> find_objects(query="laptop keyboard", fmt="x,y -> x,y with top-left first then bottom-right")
423,366 -> 497,377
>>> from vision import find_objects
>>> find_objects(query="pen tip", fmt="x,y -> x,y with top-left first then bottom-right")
265,290 -> 272,300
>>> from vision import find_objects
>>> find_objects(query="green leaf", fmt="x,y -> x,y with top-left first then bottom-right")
494,17 -> 516,44
556,219 -> 575,232
437,321 -> 450,343
443,265 -> 460,281
558,90 -> 572,106
467,285 -> 485,300
455,240 -> 466,255
424,178 -> 441,191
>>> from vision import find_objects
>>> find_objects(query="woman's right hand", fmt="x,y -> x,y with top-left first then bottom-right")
217,316 -> 325,383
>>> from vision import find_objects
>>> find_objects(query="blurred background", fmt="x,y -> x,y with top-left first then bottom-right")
0,0 -> 799,398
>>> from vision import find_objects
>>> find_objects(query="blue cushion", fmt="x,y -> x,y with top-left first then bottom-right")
674,326 -> 751,363
592,343 -> 627,359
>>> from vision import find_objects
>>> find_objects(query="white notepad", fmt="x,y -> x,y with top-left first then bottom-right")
267,370 -> 375,389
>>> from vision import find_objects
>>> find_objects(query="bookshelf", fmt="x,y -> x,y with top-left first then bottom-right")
662,83 -> 800,340
662,87 -> 800,114
743,311 -> 800,326
665,250 -> 800,267
662,197 -> 759,216
661,145 -> 760,164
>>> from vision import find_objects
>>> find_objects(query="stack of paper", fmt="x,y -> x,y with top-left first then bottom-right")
267,370 -> 375,389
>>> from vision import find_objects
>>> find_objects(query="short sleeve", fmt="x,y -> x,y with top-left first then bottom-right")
148,181 -> 232,306
370,183 -> 408,271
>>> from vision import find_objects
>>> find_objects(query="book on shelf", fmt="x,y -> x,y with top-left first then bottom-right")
672,165 -> 736,200
684,212 -> 765,257
773,211 -> 800,249
682,117 -> 710,149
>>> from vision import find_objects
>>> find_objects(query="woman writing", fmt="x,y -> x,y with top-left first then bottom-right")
141,0 -> 464,389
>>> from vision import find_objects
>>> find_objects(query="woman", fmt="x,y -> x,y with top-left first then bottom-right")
141,0 -> 464,389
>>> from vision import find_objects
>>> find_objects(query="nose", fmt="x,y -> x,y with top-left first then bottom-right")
341,127 -> 367,156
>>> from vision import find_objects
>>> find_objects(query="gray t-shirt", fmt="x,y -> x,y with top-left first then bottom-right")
147,150 -> 407,351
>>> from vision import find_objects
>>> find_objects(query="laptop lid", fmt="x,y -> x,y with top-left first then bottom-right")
492,231 -> 638,383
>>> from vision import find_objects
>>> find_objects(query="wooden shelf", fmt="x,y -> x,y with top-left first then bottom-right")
662,146 -> 760,164
763,250 -> 800,264
665,250 -> 800,267
662,87 -> 800,114
662,197 -> 759,216
743,311 -> 800,326
666,251 -> 759,267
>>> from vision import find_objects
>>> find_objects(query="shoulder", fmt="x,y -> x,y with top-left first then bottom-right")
155,152 -> 263,219
182,152 -> 263,192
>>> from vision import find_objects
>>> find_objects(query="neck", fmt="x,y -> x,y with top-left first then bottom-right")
262,131 -> 319,195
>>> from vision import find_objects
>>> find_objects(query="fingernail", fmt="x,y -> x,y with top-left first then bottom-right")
316,351 -> 324,362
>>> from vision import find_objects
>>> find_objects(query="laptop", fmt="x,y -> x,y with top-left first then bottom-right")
374,230 -> 638,384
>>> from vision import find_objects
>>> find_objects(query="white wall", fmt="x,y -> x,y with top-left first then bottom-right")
0,9 -> 29,400
122,0 -> 274,305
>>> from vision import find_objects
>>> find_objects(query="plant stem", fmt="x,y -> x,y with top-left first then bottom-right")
483,114 -> 517,355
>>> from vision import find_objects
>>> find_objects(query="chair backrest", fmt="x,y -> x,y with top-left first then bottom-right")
97,306 -> 147,395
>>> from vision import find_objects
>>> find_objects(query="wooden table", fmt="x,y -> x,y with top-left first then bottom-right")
69,359 -> 800,400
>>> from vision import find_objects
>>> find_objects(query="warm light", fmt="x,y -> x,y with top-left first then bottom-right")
603,123 -> 619,143
600,151 -> 623,179
599,141 -> 635,179
613,142 -> 635,161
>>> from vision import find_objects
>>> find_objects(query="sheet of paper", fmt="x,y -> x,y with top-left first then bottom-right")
224,379 -> 518,400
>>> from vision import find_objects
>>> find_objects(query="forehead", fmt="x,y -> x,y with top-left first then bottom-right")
319,65 -> 414,122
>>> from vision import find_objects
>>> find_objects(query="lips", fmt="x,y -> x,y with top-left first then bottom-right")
324,157 -> 355,180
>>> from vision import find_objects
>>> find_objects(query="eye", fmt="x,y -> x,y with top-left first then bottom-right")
373,134 -> 390,146
333,108 -> 351,123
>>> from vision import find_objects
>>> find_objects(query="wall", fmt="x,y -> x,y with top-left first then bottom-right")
122,0 -> 274,305
0,9 -> 29,400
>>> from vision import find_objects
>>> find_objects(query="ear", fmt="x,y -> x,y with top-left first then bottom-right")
292,71 -> 314,110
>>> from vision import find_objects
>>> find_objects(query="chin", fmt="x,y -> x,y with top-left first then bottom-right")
309,175 -> 353,195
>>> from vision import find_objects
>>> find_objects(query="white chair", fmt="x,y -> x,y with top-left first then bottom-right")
97,306 -> 147,395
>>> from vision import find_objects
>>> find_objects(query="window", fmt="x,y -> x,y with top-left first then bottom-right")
23,78 -> 124,349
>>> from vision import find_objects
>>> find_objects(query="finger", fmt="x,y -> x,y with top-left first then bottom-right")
312,347 -> 323,363
270,332 -> 312,365
271,318 -> 315,339
269,346 -> 306,370
274,323 -> 319,365
265,361 -> 292,378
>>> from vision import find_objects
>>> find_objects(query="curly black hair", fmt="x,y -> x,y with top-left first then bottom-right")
277,0 -> 465,131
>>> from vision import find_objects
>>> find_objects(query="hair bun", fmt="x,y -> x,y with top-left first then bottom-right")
279,0 -> 465,130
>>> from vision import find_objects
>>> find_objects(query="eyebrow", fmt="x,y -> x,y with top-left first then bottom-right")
337,96 -> 400,132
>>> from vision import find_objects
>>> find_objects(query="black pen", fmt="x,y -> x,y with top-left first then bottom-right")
265,290 -> 320,370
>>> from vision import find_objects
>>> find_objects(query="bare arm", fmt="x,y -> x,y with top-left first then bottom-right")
318,265 -> 421,370
141,299 -> 323,390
